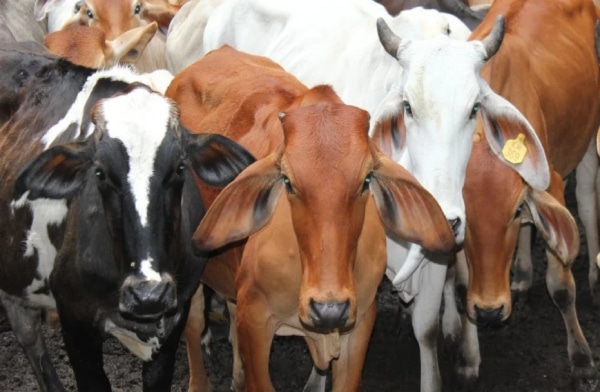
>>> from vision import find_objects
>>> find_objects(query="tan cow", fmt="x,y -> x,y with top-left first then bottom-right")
165,45 -> 455,391
450,0 -> 600,384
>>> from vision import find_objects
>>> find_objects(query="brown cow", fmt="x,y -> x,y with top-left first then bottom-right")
165,45 -> 455,391
450,0 -> 600,384
44,22 -> 157,69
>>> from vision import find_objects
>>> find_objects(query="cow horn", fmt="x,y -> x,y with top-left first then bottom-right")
377,18 -> 401,59
481,15 -> 505,61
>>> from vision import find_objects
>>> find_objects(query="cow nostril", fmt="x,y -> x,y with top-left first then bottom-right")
474,304 -> 504,326
448,217 -> 462,235
309,299 -> 350,329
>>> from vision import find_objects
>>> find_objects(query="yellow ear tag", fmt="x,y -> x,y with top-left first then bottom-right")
501,133 -> 527,164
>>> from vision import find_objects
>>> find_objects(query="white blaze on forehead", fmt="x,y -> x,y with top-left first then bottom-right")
99,88 -> 172,227
140,258 -> 162,281
41,65 -> 151,148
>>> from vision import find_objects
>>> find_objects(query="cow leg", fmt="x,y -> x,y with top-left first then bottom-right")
546,252 -> 596,379
0,298 -> 65,392
226,301 -> 245,392
441,255 -> 461,353
411,260 -> 448,392
185,284 -> 211,392
142,305 -> 189,392
452,250 -> 481,387
58,309 -> 111,392
236,299 -> 275,392
575,138 -> 600,304
330,301 -> 377,392
510,224 -> 534,313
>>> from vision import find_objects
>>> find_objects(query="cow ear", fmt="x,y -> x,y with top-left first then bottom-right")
371,115 -> 405,158
480,90 -> 550,191
105,22 -> 158,66
370,152 -> 455,252
525,189 -> 579,265
192,155 -> 284,252
370,87 -> 406,158
185,133 -> 256,187
14,141 -> 94,200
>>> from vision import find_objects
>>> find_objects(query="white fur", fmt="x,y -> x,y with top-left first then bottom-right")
104,319 -> 161,361
42,66 -> 154,147
140,258 -> 162,281
10,194 -> 68,308
98,87 -> 171,227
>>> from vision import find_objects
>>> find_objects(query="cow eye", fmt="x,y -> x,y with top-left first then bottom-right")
74,1 -> 83,12
514,204 -> 523,219
134,4 -> 141,14
86,9 -> 94,19
283,175 -> 294,194
176,163 -> 185,175
361,173 -> 372,193
95,168 -> 105,181
469,103 -> 480,120
403,101 -> 412,117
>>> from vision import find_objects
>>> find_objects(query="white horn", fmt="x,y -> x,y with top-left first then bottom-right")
392,244 -> 426,286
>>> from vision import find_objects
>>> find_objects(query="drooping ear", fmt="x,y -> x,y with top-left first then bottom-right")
14,139 -> 96,200
480,89 -> 550,191
105,22 -> 158,65
525,189 -> 579,265
370,151 -> 455,252
192,155 -> 284,252
369,84 -> 407,159
185,132 -> 256,187
371,115 -> 405,159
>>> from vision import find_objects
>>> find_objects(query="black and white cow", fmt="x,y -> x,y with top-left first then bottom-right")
0,42 -> 255,391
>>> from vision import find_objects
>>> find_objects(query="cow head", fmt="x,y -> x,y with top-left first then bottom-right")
462,140 -> 578,323
193,97 -> 454,330
44,22 -> 157,69
14,85 -> 254,347
373,15 -> 549,245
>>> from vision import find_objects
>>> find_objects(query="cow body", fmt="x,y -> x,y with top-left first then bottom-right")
166,45 -> 455,391
0,43 -> 254,391
197,1 -> 551,390
449,0 -> 600,384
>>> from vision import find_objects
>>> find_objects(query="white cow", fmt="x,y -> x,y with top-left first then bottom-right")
197,0 -> 550,390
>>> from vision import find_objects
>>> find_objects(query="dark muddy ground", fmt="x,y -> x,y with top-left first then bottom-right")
1,176 -> 600,392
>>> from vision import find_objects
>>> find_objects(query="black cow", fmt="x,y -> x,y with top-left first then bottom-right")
0,42 -> 255,391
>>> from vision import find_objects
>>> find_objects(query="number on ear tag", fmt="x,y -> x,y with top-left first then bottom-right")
502,133 -> 527,164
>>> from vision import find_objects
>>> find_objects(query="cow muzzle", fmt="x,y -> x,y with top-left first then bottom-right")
309,299 -> 351,329
119,273 -> 178,320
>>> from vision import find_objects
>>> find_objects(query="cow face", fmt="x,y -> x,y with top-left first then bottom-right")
373,16 -> 549,245
193,97 -> 454,331
14,85 -> 255,353
463,141 -> 578,323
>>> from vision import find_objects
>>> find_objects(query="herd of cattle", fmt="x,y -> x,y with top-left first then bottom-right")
0,0 -> 599,391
